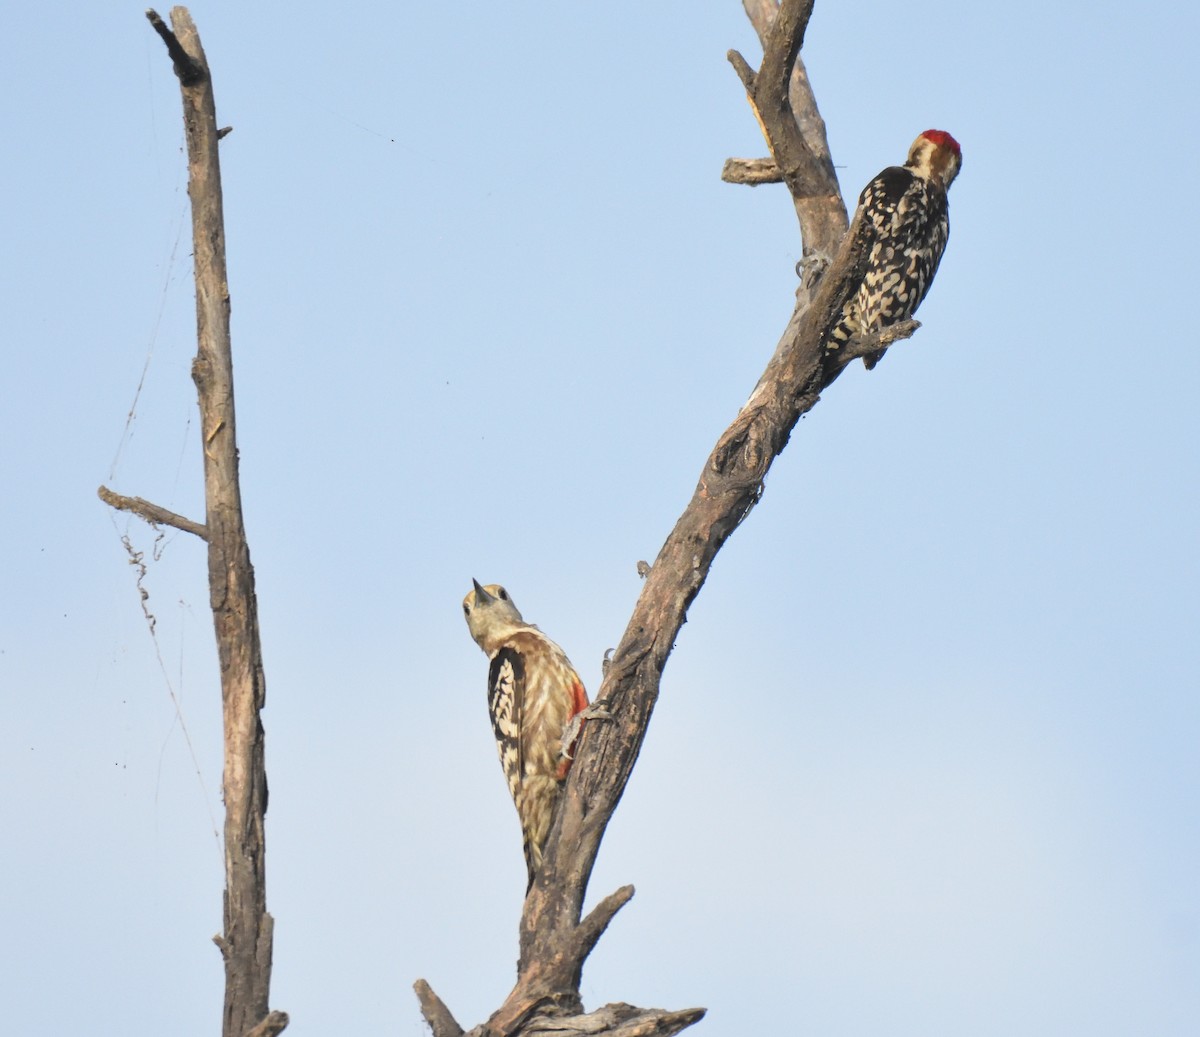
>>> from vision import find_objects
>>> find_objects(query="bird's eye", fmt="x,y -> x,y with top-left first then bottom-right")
463,603 -> 471,617
497,587 -> 508,600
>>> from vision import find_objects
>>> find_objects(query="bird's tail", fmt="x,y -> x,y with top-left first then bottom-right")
518,774 -> 561,893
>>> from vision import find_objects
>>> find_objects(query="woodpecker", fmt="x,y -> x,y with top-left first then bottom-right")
463,580 -> 589,892
827,129 -> 962,369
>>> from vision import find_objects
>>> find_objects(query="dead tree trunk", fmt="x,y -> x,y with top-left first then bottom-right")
99,8 -> 287,1037
415,2 -> 923,1035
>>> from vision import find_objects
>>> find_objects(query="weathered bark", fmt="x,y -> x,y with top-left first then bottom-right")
415,3 -> 907,1035
100,8 -> 283,1036
720,155 -> 785,185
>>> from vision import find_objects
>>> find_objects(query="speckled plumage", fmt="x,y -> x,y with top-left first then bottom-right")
827,130 -> 961,369
463,581 -> 588,892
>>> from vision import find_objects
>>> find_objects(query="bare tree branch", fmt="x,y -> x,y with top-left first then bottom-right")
136,8 -> 284,1037
415,980 -> 466,1037
97,485 -> 208,539
575,885 -> 635,963
416,4 -> 871,1036
721,156 -> 783,185
145,7 -> 203,85
523,1004 -> 707,1037
244,1012 -> 291,1037
839,319 -> 921,362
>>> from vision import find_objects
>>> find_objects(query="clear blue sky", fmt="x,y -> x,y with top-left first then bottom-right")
2,2 -> 1197,1034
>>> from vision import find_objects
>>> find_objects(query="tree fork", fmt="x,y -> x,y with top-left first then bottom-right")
414,2 -> 892,1034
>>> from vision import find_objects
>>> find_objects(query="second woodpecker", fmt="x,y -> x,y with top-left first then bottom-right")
463,580 -> 589,892
827,129 -> 962,369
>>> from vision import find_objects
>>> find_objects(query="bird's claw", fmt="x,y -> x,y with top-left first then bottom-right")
560,699 -> 614,760
795,250 -> 832,286
601,648 -> 615,677
581,699 -> 614,723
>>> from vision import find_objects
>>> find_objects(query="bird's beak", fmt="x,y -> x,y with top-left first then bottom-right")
472,578 -> 493,603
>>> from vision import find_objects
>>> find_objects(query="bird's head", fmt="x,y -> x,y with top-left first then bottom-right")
463,579 -> 525,654
907,129 -> 962,189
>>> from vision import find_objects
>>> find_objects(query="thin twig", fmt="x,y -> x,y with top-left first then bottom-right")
98,485 -> 208,539
727,49 -> 757,93
838,319 -> 921,361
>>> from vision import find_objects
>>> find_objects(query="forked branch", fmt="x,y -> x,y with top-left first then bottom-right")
416,3 -> 868,1035
728,0 -> 846,250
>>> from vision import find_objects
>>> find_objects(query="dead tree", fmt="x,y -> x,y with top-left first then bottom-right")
98,8 -> 287,1037
414,2 -> 924,1035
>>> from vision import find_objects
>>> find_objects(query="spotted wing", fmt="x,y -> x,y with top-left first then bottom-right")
487,646 -> 525,802
857,166 -> 949,329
